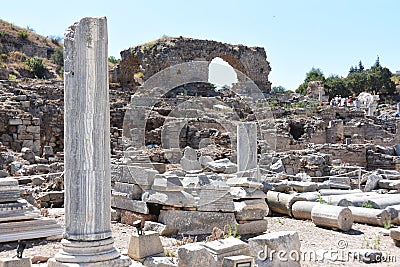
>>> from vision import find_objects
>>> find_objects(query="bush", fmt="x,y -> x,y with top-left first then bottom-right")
25,57 -> 46,78
51,47 -> 64,66
18,31 -> 28,39
108,56 -> 120,64
49,35 -> 63,45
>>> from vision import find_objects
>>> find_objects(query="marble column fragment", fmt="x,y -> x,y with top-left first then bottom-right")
48,17 -> 130,266
237,122 -> 257,172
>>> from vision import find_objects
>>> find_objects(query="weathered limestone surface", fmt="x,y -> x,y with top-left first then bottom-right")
128,231 -> 164,261
158,210 -> 236,235
237,122 -> 257,172
0,257 -> 32,267
311,205 -> 353,231
48,17 -> 130,267
234,199 -> 269,221
248,231 -> 301,267
177,243 -> 218,267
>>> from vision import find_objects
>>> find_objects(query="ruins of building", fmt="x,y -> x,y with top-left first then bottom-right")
112,36 -> 272,93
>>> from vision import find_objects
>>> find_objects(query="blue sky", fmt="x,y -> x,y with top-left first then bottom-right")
1,0 -> 399,90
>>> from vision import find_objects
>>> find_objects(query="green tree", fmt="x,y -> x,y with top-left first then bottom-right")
358,61 -> 364,72
296,68 -> 325,95
366,65 -> 395,95
108,56 -> 120,64
25,57 -> 46,78
271,85 -> 287,93
51,47 -> 64,66
346,71 -> 367,95
324,75 -> 351,99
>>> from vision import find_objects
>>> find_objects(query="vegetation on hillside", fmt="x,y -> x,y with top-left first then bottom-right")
296,58 -> 396,99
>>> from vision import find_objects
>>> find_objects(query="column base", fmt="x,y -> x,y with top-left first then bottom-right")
47,256 -> 131,267
48,238 -> 131,266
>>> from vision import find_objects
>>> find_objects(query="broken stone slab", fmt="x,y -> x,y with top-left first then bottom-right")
237,218 -> 268,235
142,256 -> 177,267
142,190 -> 196,208
199,155 -> 213,167
182,174 -> 212,188
311,204 -> 353,231
0,217 -> 63,243
206,158 -> 237,174
113,182 -> 143,200
143,221 -> 172,236
376,145 -> 393,155
158,210 -> 236,235
180,147 -> 202,171
394,144 -> 400,156
385,204 -> 400,224
222,255 -> 254,267
196,189 -> 235,212
112,165 -> 158,189
111,195 -> 149,214
227,177 -> 263,189
270,158 -> 284,173
152,175 -> 183,191
234,199 -> 269,221
0,199 -> 40,222
266,191 -> 306,217
0,258 -> 32,267
287,181 -> 318,193
378,179 -> 400,190
328,177 -> 351,190
203,237 -> 252,263
364,173 -> 383,192
128,231 -> 164,261
390,228 -> 400,246
262,180 -> 291,193
120,210 -> 157,226
177,243 -> 218,267
230,187 -> 266,200
204,236 -> 250,255
248,231 -> 301,267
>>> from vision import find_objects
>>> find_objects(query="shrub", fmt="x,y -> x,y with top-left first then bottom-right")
0,31 -> 5,37
49,35 -> 63,45
25,57 -> 46,78
108,56 -> 120,64
51,47 -> 64,66
18,31 -> 28,39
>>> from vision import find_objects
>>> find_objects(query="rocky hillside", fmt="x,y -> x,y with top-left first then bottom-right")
0,19 -> 63,80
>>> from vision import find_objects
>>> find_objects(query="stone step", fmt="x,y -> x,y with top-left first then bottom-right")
0,217 -> 63,243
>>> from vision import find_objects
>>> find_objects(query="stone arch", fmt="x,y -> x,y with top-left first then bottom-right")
117,37 -> 271,93
207,54 -> 247,77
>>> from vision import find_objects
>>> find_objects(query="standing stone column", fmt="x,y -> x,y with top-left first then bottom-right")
48,17 -> 130,266
237,122 -> 257,172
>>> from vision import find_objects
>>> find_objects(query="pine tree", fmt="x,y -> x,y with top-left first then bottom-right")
358,60 -> 364,72
374,56 -> 380,67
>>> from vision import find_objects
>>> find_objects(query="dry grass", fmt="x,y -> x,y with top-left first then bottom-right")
0,19 -> 61,49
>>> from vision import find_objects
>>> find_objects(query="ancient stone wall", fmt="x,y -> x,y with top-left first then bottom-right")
116,37 -> 272,93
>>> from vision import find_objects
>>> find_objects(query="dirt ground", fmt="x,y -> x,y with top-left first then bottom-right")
1,208 -> 399,266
